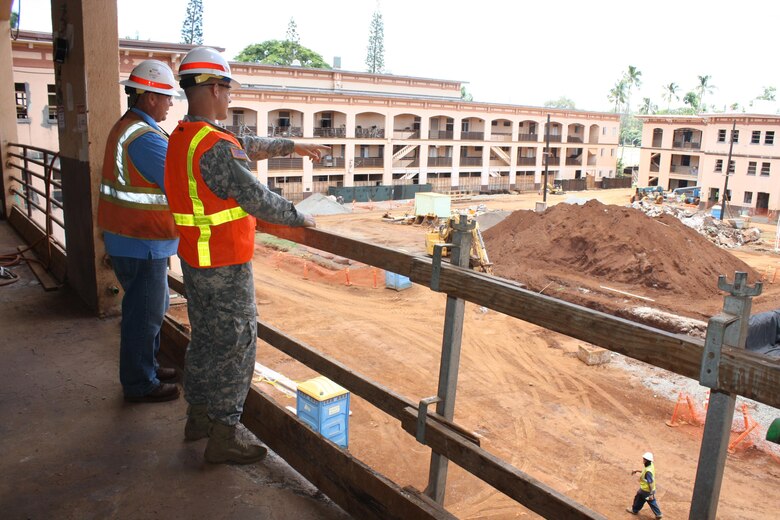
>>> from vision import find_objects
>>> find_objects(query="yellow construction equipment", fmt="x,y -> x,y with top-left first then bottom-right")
425,216 -> 493,274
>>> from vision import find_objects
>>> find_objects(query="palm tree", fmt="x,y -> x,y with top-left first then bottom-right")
623,65 -> 642,113
662,83 -> 679,110
608,80 -> 627,113
639,97 -> 655,115
696,75 -> 716,112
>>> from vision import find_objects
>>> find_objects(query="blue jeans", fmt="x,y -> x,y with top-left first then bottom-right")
632,489 -> 662,517
111,256 -> 169,397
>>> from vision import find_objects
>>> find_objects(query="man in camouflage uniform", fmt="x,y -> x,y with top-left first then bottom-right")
164,47 -> 329,464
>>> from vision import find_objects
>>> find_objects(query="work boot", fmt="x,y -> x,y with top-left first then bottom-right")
184,404 -> 211,441
204,421 -> 268,464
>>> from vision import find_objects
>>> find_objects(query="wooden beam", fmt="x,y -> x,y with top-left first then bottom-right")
162,310 -> 603,519
399,407 -> 606,520
160,316 -> 455,520
252,224 -> 780,409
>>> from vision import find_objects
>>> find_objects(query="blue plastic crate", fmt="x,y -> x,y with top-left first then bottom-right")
296,377 -> 350,448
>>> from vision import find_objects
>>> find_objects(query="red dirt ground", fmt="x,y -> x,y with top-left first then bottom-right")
170,189 -> 780,519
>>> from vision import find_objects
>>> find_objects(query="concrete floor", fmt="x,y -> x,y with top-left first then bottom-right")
0,220 -> 349,519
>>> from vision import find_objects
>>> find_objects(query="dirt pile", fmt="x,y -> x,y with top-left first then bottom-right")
482,200 -> 759,304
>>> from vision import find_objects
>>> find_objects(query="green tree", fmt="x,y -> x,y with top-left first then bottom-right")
756,86 -> 776,101
10,10 -> 18,29
683,91 -> 701,111
180,0 -> 203,45
607,79 -> 627,113
622,65 -> 642,113
235,40 -> 330,68
365,9 -> 385,73
639,97 -> 656,115
460,86 -> 473,102
696,75 -> 715,112
286,18 -> 300,44
544,96 -> 576,109
662,82 -> 679,110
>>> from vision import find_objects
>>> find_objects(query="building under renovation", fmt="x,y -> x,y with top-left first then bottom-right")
11,30 -> 621,203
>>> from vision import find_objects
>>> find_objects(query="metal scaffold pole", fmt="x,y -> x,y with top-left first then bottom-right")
424,215 -> 474,504
689,272 -> 762,520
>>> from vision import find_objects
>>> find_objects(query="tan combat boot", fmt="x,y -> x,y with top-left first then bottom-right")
184,404 -> 211,441
204,421 -> 268,464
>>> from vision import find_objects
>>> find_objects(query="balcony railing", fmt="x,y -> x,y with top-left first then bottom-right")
490,132 -> 512,141
268,157 -> 303,170
428,157 -> 453,167
460,131 -> 484,140
672,141 -> 701,150
670,165 -> 699,175
429,130 -> 454,140
565,157 -> 581,165
566,136 -> 584,143
517,157 -> 537,166
547,135 -> 562,143
460,157 -> 482,166
313,127 -> 346,138
313,157 -> 346,169
393,129 -> 420,139
268,126 -> 303,138
517,133 -> 538,142
354,157 -> 384,168
393,157 -> 420,168
355,127 -> 385,138
546,157 -> 560,166
225,125 -> 257,135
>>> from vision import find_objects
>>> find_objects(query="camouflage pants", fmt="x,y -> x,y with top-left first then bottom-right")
181,259 -> 258,426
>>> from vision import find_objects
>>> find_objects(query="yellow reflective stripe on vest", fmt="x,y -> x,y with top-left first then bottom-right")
172,126 -> 248,267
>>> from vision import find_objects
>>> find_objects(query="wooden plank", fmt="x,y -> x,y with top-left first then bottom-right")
161,314 -> 598,518
399,407 -> 607,520
251,225 -> 780,409
163,281 -> 480,446
17,245 -> 59,291
8,206 -> 67,282
256,320 -> 481,446
160,316 -> 455,520
243,391 -> 457,520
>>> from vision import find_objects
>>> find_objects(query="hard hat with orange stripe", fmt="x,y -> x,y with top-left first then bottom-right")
177,46 -> 240,89
120,59 -> 177,96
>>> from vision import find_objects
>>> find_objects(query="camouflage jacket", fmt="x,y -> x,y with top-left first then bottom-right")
184,114 -> 304,226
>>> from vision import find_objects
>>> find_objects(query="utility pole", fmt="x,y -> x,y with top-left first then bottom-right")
720,121 -> 736,221
543,114 -> 550,203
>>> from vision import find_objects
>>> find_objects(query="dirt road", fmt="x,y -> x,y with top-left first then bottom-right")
174,188 -> 780,519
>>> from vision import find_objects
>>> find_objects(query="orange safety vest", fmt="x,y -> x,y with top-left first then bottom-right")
164,121 -> 255,268
97,111 -> 177,240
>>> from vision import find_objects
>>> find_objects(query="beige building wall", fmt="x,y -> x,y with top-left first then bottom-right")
11,30 -> 620,204
638,114 -> 779,221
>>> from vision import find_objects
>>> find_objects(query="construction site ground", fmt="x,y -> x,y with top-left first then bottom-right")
171,188 -> 780,519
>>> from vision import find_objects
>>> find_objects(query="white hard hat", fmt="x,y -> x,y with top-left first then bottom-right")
120,59 -> 177,95
177,46 -> 240,89
642,452 -> 654,462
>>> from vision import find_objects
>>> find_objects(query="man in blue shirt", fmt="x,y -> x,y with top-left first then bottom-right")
97,60 -> 180,402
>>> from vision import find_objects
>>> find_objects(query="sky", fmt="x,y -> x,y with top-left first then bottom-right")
12,0 -> 780,113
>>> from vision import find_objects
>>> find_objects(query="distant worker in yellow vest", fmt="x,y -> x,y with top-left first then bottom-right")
626,451 -> 663,518
164,47 -> 329,464
97,59 -> 180,403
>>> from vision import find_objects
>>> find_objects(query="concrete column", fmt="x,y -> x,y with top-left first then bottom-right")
481,146 -> 490,190
418,143 -> 428,185
0,3 -> 19,218
52,0 -> 121,315
509,144 -> 518,188
302,108 -> 313,138
451,144 -> 461,188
